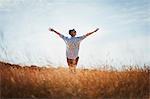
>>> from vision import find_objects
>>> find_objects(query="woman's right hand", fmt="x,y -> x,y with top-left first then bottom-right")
94,28 -> 99,32
49,28 -> 54,32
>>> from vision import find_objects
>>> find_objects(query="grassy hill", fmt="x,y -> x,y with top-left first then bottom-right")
0,61 -> 149,99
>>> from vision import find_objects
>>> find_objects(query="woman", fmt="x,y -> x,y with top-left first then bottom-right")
49,28 -> 99,73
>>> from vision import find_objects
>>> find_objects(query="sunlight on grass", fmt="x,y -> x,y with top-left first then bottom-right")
0,61 -> 149,99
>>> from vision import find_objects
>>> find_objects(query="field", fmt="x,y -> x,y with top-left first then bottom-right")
0,61 -> 149,99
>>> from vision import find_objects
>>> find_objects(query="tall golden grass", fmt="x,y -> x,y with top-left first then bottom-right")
0,61 -> 149,99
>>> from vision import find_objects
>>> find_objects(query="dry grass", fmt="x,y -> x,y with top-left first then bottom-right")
0,61 -> 149,99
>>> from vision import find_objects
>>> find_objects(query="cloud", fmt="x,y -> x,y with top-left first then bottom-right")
0,0 -> 149,67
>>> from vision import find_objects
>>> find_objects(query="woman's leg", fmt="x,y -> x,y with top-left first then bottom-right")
75,57 -> 79,65
72,57 -> 79,72
67,58 -> 73,72
72,60 -> 76,73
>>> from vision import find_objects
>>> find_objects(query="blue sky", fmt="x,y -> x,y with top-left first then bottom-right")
0,0 -> 149,68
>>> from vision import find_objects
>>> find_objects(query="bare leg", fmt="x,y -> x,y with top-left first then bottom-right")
67,57 -> 79,73
72,60 -> 77,73
74,57 -> 79,73
69,66 -> 72,72
73,65 -> 76,73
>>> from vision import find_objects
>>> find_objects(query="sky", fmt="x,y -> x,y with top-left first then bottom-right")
0,0 -> 150,68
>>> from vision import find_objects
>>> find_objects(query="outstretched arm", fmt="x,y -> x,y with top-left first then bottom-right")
48,28 -> 61,36
85,28 -> 99,37
48,27 -> 68,41
77,28 -> 100,41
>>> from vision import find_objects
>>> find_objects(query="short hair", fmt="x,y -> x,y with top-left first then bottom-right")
69,29 -> 76,35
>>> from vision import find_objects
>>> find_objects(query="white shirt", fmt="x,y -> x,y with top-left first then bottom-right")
59,34 -> 87,59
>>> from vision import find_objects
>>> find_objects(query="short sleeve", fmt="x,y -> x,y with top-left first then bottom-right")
77,35 -> 87,41
59,34 -> 68,41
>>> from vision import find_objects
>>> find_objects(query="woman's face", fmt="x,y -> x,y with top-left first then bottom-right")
70,31 -> 76,37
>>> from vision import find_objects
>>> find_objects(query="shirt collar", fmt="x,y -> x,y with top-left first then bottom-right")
71,36 -> 76,38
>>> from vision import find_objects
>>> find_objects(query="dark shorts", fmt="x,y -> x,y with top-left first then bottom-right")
67,57 -> 79,66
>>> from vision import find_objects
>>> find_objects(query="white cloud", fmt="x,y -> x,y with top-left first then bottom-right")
0,0 -> 149,68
